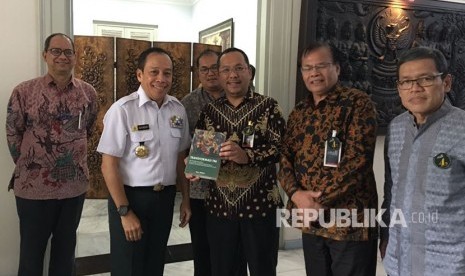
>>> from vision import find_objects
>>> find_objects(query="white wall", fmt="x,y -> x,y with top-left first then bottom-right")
73,0 -> 193,41
73,0 -> 258,65
192,0 -> 257,68
0,0 -> 40,275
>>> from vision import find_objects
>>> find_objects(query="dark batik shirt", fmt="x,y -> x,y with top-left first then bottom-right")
6,74 -> 98,200
196,91 -> 285,220
278,84 -> 378,241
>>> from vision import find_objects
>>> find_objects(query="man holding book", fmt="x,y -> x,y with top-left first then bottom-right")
188,47 -> 285,276
181,49 -> 224,276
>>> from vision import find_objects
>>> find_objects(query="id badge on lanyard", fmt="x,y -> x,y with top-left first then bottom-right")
324,130 -> 342,167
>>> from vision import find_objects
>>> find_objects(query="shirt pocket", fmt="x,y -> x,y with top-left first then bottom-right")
170,128 -> 182,139
427,151 -> 464,193
129,130 -> 154,144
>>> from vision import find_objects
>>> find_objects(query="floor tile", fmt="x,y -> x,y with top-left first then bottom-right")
76,198 -> 387,275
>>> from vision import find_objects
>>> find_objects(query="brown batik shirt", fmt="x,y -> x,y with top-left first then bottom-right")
196,91 -> 285,220
278,84 -> 378,241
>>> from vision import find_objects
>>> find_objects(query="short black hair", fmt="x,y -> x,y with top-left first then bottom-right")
218,47 -> 250,67
250,64 -> 256,81
137,47 -> 173,71
44,33 -> 74,52
397,47 -> 448,79
196,49 -> 220,68
300,41 -> 339,65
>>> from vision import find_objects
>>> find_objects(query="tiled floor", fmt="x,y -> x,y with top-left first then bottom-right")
76,197 -> 387,276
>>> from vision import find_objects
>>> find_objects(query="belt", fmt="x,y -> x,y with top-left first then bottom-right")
125,183 -> 166,192
152,184 -> 164,192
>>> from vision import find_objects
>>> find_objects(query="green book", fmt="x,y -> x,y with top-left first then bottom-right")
185,129 -> 226,180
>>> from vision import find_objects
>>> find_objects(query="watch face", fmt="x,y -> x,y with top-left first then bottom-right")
117,205 -> 129,216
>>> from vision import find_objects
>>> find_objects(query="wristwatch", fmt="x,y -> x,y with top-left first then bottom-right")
117,205 -> 130,216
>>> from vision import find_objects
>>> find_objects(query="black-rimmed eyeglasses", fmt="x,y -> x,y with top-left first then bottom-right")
199,65 -> 218,75
397,73 -> 443,90
48,48 -> 75,57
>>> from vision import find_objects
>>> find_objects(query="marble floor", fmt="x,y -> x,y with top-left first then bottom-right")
76,196 -> 387,276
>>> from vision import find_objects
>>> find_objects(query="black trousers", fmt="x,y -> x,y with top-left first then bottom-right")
302,233 -> 378,276
189,199 -> 248,276
15,194 -> 85,276
207,214 -> 279,276
108,185 -> 176,276
188,198 -> 212,276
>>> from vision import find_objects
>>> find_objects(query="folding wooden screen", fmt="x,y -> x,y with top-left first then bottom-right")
74,36 -> 221,198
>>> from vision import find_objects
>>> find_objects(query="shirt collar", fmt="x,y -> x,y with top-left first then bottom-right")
44,74 -> 76,89
201,87 -> 224,101
137,86 -> 172,107
410,98 -> 453,129
218,88 -> 254,105
304,83 -> 340,107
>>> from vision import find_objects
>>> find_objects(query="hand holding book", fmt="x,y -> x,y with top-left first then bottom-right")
184,129 -> 226,180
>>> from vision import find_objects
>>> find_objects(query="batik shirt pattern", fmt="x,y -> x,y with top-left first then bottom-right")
279,84 -> 378,241
196,91 -> 285,219
6,75 -> 98,199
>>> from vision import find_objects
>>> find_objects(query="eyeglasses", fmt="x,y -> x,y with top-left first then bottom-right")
218,65 -> 248,75
199,65 -> 218,75
301,62 -> 333,73
48,48 -> 75,57
397,73 -> 443,90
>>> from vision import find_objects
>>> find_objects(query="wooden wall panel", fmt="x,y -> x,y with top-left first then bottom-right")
115,38 -> 152,100
74,36 -> 114,199
192,43 -> 222,91
153,42 -> 192,100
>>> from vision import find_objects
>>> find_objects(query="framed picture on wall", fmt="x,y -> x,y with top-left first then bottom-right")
199,18 -> 234,50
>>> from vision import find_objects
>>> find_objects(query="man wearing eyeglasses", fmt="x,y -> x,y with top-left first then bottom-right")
181,49 -> 224,276
187,48 -> 285,276
5,33 -> 98,276
279,41 -> 378,275
380,47 -> 465,275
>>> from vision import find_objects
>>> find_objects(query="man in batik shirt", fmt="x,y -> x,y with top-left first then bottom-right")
190,47 -> 285,276
6,33 -> 98,276
279,41 -> 378,276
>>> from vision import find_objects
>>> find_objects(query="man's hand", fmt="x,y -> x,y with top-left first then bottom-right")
292,190 -> 324,212
179,198 -> 191,227
379,239 -> 388,259
219,141 -> 249,164
185,172 -> 200,182
121,211 -> 143,242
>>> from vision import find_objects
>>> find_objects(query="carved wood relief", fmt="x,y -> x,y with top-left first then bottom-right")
74,36 -> 114,199
115,38 -> 151,100
298,0 -> 465,131
74,36 -> 217,198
